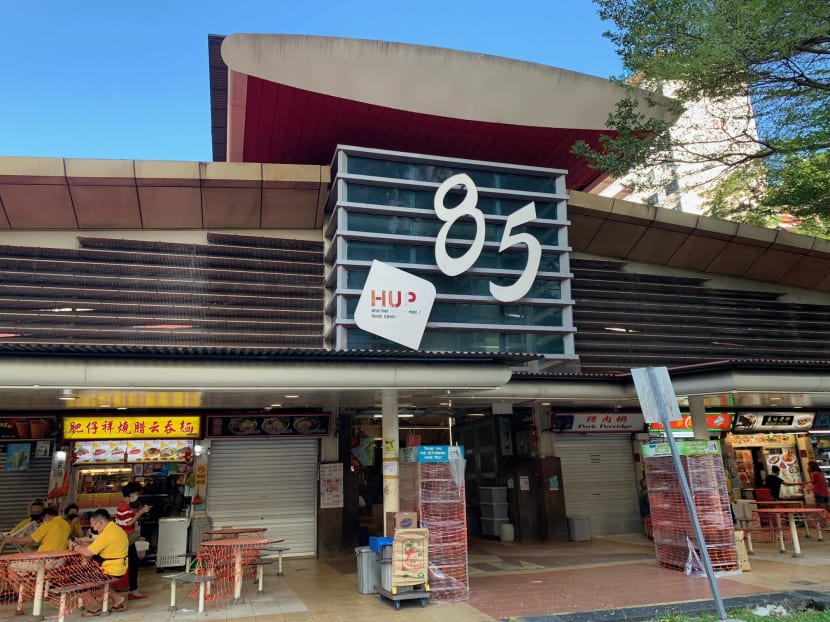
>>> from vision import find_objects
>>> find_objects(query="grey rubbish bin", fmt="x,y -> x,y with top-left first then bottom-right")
355,546 -> 380,594
567,516 -> 591,541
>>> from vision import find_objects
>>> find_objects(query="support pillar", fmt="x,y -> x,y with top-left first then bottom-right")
381,390 -> 399,535
690,395 -> 708,440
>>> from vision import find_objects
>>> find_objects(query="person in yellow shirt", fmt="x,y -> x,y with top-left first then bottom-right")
69,509 -> 128,615
8,498 -> 45,536
1,506 -> 69,552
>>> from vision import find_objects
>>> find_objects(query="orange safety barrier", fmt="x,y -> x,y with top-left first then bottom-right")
645,454 -> 739,573
192,537 -> 274,608
0,550 -> 113,618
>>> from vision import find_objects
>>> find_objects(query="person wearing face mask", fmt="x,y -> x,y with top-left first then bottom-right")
5,499 -> 45,541
1,506 -> 70,553
115,482 -> 151,600
64,503 -> 84,539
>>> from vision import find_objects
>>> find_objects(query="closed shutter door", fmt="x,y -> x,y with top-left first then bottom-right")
208,439 -> 317,556
0,454 -> 52,532
555,435 -> 640,536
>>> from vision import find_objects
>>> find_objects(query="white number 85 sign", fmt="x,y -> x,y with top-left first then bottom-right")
434,173 -> 542,302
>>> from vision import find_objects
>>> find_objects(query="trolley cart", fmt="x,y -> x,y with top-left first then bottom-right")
374,583 -> 430,610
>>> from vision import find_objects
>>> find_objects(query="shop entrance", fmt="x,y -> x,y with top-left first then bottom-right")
555,435 -> 641,536
207,439 -> 318,556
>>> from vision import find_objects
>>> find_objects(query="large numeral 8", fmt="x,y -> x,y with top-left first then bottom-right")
434,174 -> 485,276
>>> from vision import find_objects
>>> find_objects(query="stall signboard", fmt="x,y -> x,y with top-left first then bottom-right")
552,412 -> 644,433
73,439 -> 194,463
648,414 -> 733,433
63,416 -> 200,440
0,417 -> 57,441
641,439 -> 721,458
206,413 -> 331,438
64,391 -> 202,409
732,412 -> 814,432
727,432 -> 797,447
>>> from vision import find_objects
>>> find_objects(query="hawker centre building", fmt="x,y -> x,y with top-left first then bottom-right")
1,33 -> 830,557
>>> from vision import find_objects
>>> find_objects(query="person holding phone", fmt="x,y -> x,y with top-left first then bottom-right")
114,483 -> 151,600
69,509 -> 128,615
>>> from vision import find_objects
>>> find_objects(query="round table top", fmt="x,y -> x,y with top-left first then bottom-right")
200,537 -> 274,548
204,527 -> 267,537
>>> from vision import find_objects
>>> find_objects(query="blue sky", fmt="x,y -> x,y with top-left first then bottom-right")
2,1 -> 622,162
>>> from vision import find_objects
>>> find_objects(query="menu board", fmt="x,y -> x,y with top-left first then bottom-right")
733,412 -> 814,432
206,413 -> 331,438
73,439 -> 193,463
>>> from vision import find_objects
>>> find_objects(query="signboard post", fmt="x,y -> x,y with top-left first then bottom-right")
631,367 -> 733,622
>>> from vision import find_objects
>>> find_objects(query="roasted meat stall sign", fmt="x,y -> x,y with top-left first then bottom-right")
206,413 -> 332,438
63,415 -> 201,439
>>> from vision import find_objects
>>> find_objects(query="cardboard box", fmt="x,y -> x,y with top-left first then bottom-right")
385,511 -> 418,535
734,530 -> 751,571
391,528 -> 429,587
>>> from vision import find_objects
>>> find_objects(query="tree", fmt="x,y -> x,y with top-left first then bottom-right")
573,0 -> 830,233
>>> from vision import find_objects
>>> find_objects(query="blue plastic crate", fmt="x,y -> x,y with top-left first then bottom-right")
369,536 -> 393,553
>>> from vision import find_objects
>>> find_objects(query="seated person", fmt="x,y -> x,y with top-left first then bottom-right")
1,507 -> 70,552
7,498 -> 45,536
64,503 -> 85,540
69,509 -> 128,615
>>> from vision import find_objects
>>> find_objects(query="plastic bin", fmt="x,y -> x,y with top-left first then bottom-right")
481,516 -> 509,537
355,546 -> 380,594
480,502 -> 509,519
480,486 -> 507,504
567,516 -> 591,542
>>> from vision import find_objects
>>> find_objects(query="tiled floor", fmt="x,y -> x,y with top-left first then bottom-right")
3,535 -> 829,622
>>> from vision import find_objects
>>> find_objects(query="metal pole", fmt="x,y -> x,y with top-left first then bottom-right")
648,368 -> 728,620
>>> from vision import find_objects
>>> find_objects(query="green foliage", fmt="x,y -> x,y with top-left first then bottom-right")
578,0 -> 830,224
650,605 -> 829,621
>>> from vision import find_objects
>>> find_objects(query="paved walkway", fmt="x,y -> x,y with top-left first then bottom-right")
3,534 -> 829,622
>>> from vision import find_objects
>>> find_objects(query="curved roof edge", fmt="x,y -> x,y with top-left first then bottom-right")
220,33 -> 676,130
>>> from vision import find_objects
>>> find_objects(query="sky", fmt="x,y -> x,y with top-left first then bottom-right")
1,1 -> 623,162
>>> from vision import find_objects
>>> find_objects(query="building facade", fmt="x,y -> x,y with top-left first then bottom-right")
1,34 -> 830,555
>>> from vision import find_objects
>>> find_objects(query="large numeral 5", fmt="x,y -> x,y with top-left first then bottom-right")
489,202 -> 541,302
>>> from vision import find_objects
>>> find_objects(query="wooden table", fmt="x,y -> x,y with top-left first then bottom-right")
0,550 -> 80,616
199,537 -> 275,602
751,508 -> 827,557
203,527 -> 268,540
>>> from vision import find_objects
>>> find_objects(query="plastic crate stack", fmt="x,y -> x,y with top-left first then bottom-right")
645,453 -> 739,573
479,487 -> 509,537
400,461 -> 469,601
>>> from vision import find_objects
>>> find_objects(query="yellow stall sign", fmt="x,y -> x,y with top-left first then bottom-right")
63,416 -> 201,440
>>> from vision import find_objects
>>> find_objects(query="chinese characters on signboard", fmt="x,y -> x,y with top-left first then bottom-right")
319,462 -> 343,509
63,416 -> 200,440
552,412 -> 645,433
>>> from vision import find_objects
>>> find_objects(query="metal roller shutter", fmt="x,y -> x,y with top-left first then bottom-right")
207,439 -> 318,556
555,435 -> 640,536
0,454 -> 53,532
